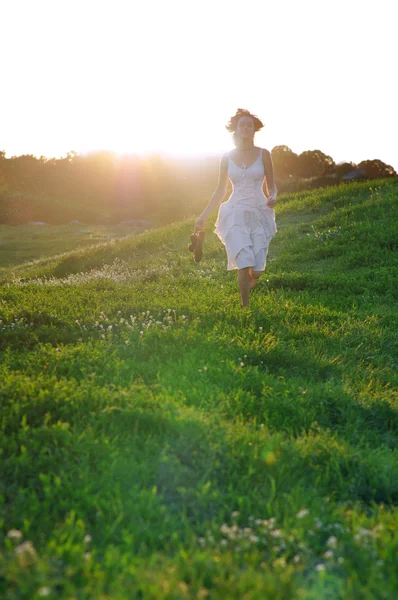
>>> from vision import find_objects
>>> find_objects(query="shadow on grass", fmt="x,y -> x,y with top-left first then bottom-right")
2,310 -> 397,521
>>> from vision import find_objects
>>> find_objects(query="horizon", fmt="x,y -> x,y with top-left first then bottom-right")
1,144 -> 392,171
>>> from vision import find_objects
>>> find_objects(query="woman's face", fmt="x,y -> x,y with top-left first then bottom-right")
237,116 -> 254,140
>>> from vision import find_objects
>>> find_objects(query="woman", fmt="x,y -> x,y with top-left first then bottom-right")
194,108 -> 278,308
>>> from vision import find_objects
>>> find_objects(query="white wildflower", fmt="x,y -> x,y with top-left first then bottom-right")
15,541 -> 37,556
7,529 -> 23,540
326,536 -> 337,548
14,541 -> 38,566
270,529 -> 282,538
358,527 -> 373,537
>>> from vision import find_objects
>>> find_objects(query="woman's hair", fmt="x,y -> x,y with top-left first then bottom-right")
225,108 -> 264,147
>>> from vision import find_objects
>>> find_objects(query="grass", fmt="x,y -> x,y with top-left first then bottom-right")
0,177 -> 397,599
0,224 -> 146,277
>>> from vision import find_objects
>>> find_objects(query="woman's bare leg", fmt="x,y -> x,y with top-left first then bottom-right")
238,267 -> 251,307
249,268 -> 262,289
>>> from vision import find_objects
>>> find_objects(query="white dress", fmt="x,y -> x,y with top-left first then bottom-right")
214,148 -> 277,271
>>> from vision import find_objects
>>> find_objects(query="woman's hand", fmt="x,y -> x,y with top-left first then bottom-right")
194,216 -> 207,232
266,192 -> 277,208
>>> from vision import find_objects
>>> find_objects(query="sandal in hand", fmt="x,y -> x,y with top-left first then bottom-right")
188,230 -> 205,262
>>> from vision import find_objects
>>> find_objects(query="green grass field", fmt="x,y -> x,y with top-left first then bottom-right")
0,224 -> 147,277
1,178 -> 397,599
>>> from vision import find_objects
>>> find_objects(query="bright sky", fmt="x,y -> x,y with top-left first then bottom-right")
2,0 -> 397,170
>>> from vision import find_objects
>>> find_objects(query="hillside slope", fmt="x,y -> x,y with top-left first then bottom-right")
1,178 -> 397,599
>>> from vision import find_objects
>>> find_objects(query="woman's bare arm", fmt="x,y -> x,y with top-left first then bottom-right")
262,149 -> 277,203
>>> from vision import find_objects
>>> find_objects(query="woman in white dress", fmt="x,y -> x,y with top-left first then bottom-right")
195,108 -> 278,308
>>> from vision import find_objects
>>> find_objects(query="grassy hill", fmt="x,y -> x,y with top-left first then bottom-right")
1,178 -> 397,598
0,224 -> 148,277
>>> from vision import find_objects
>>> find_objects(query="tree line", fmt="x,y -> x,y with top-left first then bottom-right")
0,147 -> 396,225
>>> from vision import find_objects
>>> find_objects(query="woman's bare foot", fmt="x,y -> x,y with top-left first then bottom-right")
248,267 -> 257,289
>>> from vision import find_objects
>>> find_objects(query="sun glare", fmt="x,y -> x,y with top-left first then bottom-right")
1,0 -> 397,169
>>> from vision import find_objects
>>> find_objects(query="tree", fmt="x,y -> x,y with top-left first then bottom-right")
357,159 -> 396,178
335,161 -> 356,177
271,146 -> 298,178
296,150 -> 335,178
